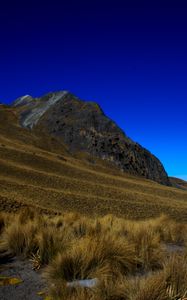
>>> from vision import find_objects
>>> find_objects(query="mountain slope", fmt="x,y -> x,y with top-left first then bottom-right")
0,104 -> 187,220
170,177 -> 187,190
13,91 -> 170,185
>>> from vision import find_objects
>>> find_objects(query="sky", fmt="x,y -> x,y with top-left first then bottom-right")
0,0 -> 187,179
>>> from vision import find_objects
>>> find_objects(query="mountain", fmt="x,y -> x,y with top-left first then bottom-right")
170,177 -> 187,190
0,103 -> 187,220
13,91 -> 170,185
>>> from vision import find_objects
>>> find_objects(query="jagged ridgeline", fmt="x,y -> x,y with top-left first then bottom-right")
13,91 -> 170,185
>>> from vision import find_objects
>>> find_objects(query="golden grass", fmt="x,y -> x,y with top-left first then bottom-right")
1,209 -> 187,299
0,105 -> 187,220
46,235 -> 137,286
133,272 -> 168,300
1,107 -> 187,298
163,254 -> 187,298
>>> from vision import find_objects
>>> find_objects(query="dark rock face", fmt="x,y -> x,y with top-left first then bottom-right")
13,92 -> 170,185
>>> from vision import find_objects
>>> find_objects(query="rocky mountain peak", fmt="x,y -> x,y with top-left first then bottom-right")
12,91 -> 170,185
13,91 -> 68,129
13,95 -> 33,107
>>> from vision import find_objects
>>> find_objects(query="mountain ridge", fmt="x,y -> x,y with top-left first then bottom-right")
0,103 -> 187,220
11,91 -> 170,185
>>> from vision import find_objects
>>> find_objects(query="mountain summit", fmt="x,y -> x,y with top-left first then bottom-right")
13,91 -> 170,185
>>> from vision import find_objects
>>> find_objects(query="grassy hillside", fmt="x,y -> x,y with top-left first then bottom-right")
170,177 -> 187,190
0,105 -> 187,220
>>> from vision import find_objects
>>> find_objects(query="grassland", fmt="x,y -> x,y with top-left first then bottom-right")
0,105 -> 187,220
1,208 -> 187,300
1,105 -> 187,299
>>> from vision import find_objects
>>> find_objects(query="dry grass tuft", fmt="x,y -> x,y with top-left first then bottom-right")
1,211 -> 187,299
150,214 -> 187,244
3,220 -> 38,256
35,226 -> 71,266
133,272 -> 168,300
45,234 -> 137,297
127,224 -> 165,271
163,254 -> 187,299
95,276 -> 132,300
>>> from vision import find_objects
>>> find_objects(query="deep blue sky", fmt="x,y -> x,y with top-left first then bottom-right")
0,0 -> 187,179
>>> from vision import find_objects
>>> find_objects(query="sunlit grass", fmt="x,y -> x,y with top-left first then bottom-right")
1,209 -> 187,299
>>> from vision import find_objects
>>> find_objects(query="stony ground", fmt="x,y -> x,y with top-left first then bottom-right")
0,257 -> 47,300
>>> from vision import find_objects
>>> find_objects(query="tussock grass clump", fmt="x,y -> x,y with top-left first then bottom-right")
2,208 -> 72,266
126,224 -> 165,271
48,272 -> 132,300
133,272 -> 168,300
95,276 -> 132,300
72,218 -> 94,238
35,226 -> 72,266
3,220 -> 38,256
163,254 -> 187,299
35,227 -> 62,266
45,234 -> 137,298
1,210 -> 187,299
71,217 -> 102,238
150,214 -> 187,244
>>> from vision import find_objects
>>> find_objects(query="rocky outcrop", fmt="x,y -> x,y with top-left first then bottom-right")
13,91 -> 170,185
13,92 -> 68,129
